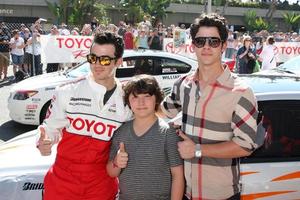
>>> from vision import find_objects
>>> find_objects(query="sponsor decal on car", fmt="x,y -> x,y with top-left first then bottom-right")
32,98 -> 41,102
162,75 -> 181,80
23,182 -> 44,191
45,87 -> 56,91
26,105 -> 38,110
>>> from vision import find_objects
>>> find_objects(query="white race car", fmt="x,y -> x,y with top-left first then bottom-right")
1,74 -> 300,200
8,50 -> 198,125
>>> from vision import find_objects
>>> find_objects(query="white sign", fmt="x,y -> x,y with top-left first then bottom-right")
41,35 -> 93,63
41,35 -> 300,63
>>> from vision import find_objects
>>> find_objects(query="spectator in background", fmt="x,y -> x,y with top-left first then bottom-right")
140,15 -> 152,29
108,24 -> 118,35
0,26 -> 11,80
26,29 -> 42,76
59,23 -> 70,36
124,25 -> 134,49
117,21 -> 126,38
236,35 -> 256,74
19,24 -> 27,39
165,27 -> 173,38
148,28 -> 162,50
259,36 -> 277,71
290,32 -> 299,42
71,27 -> 80,36
225,30 -> 237,59
22,28 -> 31,76
134,26 -> 149,49
9,29 -> 25,78
81,24 -> 93,36
90,16 -> 98,31
46,25 -> 59,73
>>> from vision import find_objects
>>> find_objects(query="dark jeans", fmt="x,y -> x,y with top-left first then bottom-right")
29,54 -> 42,76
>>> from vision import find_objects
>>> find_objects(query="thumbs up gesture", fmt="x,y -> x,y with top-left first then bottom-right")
113,142 -> 128,168
177,130 -> 196,159
37,126 -> 53,156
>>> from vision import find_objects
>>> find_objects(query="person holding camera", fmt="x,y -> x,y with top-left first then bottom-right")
9,29 -> 25,78
236,35 -> 257,74
26,28 -> 42,76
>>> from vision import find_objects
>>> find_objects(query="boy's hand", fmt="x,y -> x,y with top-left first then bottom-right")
114,142 -> 128,168
37,126 -> 53,156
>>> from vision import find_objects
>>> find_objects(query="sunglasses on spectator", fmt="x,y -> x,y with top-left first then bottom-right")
192,37 -> 223,48
87,54 -> 117,66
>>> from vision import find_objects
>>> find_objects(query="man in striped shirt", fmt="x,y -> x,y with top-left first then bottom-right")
161,13 -> 258,200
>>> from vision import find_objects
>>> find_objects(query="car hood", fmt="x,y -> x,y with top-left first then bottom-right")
0,131 -> 55,174
11,72 -> 75,92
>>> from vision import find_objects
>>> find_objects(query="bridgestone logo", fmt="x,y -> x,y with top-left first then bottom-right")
23,182 -> 44,190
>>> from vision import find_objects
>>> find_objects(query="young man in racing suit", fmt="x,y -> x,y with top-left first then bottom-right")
37,32 -> 132,200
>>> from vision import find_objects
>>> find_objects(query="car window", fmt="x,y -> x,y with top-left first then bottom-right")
158,58 -> 191,75
242,100 -> 300,163
280,56 -> 300,71
116,56 -> 192,78
116,57 -> 154,78
67,62 -> 90,78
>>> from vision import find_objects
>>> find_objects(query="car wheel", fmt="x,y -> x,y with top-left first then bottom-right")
39,101 -> 51,124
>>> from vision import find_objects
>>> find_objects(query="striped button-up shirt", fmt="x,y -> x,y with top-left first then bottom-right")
161,67 -> 258,199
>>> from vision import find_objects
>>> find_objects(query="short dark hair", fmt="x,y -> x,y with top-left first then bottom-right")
123,74 -> 164,111
267,36 -> 275,45
12,29 -> 19,36
190,13 -> 228,42
91,31 -> 124,59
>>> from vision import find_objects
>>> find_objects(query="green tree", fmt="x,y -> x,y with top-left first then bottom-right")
45,0 -> 72,24
244,10 -> 271,32
282,12 -> 300,32
68,0 -> 98,25
120,0 -> 171,25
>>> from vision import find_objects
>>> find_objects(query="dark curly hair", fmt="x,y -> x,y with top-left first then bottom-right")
123,74 -> 164,111
190,13 -> 228,43
91,31 -> 124,59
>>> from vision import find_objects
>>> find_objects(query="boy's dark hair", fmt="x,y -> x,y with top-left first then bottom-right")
190,13 -> 228,42
91,31 -> 124,59
123,74 -> 164,111
267,36 -> 275,45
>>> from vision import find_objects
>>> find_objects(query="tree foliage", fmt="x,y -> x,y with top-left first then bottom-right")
244,10 -> 271,32
120,0 -> 171,25
45,0 -> 72,24
45,0 -> 109,26
282,12 -> 300,32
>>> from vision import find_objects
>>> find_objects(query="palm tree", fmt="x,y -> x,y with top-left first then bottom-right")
45,0 -> 72,24
282,12 -> 300,32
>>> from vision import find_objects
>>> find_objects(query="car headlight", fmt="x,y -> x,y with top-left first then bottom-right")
13,90 -> 38,100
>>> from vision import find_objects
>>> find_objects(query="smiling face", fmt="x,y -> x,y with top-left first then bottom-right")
129,93 -> 157,119
89,43 -> 122,85
193,26 -> 226,67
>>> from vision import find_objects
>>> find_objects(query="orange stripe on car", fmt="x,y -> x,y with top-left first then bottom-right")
242,191 -> 296,200
240,171 -> 259,176
272,171 -> 300,182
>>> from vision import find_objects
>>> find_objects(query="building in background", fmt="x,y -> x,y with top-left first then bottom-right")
1,0 -> 299,32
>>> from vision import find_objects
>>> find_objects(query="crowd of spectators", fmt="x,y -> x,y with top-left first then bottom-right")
1,16 -> 300,81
